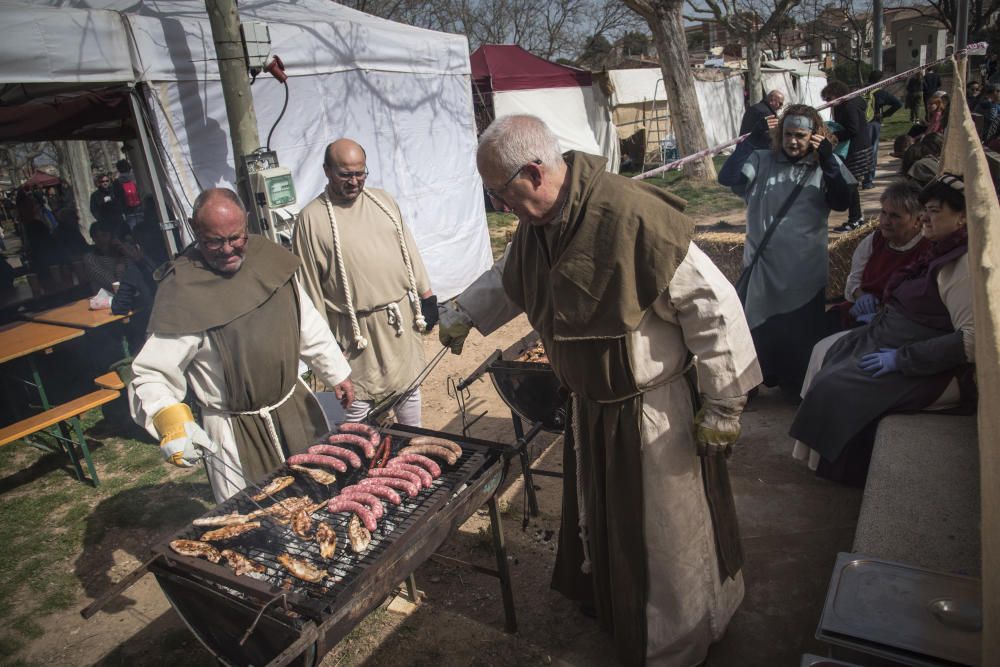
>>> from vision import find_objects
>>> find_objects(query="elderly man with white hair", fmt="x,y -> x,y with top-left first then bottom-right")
439,115 -> 762,666
739,89 -> 785,149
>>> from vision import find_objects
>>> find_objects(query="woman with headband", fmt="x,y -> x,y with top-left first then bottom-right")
790,173 -> 975,485
719,104 -> 855,401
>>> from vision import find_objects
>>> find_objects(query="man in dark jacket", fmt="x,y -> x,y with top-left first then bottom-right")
89,173 -> 125,234
739,89 -> 785,149
862,71 -> 902,189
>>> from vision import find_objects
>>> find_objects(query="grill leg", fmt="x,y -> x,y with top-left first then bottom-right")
511,412 -> 540,517
487,496 -> 517,633
405,573 -> 420,602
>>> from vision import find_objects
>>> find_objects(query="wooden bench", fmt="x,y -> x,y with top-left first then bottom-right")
94,371 -> 126,390
0,389 -> 121,486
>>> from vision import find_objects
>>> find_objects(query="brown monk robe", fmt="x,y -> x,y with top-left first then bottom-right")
134,236 -> 349,500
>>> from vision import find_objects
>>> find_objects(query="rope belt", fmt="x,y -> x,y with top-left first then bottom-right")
205,377 -> 303,462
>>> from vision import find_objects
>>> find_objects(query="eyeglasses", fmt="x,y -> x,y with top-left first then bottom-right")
199,232 -> 249,252
335,169 -> 369,181
484,159 -> 541,203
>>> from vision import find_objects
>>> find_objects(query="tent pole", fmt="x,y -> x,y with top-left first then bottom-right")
128,88 -> 180,258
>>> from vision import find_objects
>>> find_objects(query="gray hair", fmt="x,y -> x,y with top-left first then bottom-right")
477,115 -> 565,175
191,187 -> 246,227
880,179 -> 922,218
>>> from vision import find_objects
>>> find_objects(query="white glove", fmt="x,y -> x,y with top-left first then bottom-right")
438,300 -> 474,354
694,395 -> 747,457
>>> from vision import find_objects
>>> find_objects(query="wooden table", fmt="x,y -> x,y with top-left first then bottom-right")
30,298 -> 130,329
0,321 -> 85,408
29,298 -> 133,357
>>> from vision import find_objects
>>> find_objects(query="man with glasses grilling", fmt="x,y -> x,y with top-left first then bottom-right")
293,139 -> 437,427
439,115 -> 762,666
129,188 -> 355,503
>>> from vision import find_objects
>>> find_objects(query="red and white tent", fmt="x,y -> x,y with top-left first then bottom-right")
471,45 -> 620,172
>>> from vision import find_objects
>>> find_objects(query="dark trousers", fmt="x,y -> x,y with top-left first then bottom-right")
863,121 -> 881,186
751,289 -> 827,396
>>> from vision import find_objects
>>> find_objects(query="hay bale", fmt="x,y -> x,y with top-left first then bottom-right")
695,221 -> 878,300
827,221 -> 877,299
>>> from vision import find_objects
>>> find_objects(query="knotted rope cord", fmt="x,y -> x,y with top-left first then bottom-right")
571,394 -> 593,574
363,190 -> 427,331
323,187 -> 368,351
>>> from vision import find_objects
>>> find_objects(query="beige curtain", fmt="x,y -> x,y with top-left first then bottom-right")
940,57 -> 1000,664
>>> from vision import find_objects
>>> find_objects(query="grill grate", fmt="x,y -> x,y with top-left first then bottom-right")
154,429 -> 489,618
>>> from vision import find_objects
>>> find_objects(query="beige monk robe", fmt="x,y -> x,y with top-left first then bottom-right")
294,187 -> 431,402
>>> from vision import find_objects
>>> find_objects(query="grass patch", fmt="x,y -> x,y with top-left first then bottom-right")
486,211 -> 518,260
0,409 -> 214,663
623,155 -> 744,216
880,113 -> 913,142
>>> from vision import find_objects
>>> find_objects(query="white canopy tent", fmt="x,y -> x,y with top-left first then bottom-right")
0,0 -> 492,299
761,59 -> 830,121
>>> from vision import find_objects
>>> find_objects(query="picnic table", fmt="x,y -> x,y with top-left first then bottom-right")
29,298 -> 133,357
0,320 -> 85,408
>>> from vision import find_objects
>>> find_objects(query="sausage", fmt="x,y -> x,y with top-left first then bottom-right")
388,453 -> 442,479
368,467 -> 422,490
327,433 -> 376,459
408,435 -> 462,458
399,444 -> 458,466
385,462 -> 432,489
337,423 -> 380,456
336,490 -> 384,519
307,444 -> 362,469
287,453 -> 347,473
326,497 -> 377,532
358,476 -> 419,498
341,483 -> 402,505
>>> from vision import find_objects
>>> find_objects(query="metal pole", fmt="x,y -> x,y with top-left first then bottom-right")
956,0 -> 969,51
127,89 -> 180,258
872,0 -> 884,72
204,0 -> 264,234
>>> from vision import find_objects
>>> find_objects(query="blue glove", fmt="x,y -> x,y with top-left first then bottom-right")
849,293 -> 880,318
858,347 -> 899,377
856,312 -> 876,324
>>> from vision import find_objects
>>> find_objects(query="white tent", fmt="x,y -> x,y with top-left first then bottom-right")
761,59 -> 830,121
0,0 -> 492,299
606,67 -> 745,160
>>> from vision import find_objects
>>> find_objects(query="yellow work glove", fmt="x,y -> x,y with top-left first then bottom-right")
152,403 -> 217,467
438,300 -> 474,355
694,396 -> 747,457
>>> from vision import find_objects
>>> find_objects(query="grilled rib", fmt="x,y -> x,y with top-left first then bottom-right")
250,475 -> 295,501
169,539 -> 222,563
200,522 -> 262,541
315,522 -> 337,559
278,553 -> 326,582
221,549 -> 265,577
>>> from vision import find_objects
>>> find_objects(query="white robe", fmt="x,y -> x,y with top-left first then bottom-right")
458,242 -> 762,665
129,283 -> 352,503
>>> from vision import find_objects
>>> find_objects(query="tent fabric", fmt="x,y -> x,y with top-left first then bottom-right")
0,90 -> 133,142
472,45 -> 619,172
21,170 -> 61,189
1,0 -> 492,300
0,4 -> 134,85
471,44 -> 591,93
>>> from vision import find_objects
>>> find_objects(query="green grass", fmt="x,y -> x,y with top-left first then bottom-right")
0,410 -> 213,663
880,113 -> 913,142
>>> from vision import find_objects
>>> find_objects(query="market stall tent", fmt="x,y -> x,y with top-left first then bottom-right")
0,0 -> 492,299
471,45 -> 620,172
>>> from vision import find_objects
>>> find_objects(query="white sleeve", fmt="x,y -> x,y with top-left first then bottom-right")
844,233 -> 875,301
937,254 -> 974,362
454,244 -> 523,336
655,242 -> 763,398
129,332 -> 202,438
296,282 -> 352,385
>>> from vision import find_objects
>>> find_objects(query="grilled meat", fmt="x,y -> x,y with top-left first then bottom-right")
200,522 -> 262,541
515,343 -> 548,364
347,514 -> 372,553
290,509 -> 313,539
278,553 -> 326,583
399,443 -> 458,466
192,512 -> 251,527
169,539 -> 222,563
290,464 -> 337,485
220,549 -> 265,577
408,436 -> 463,459
248,496 -> 323,521
250,475 -> 295,501
315,522 -> 337,559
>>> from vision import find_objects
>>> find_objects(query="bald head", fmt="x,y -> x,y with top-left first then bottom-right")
191,188 -> 249,274
323,139 -> 368,203
766,90 -> 785,112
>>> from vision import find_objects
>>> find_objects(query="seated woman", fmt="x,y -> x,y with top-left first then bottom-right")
82,221 -> 127,293
789,173 -> 974,485
829,180 -> 930,330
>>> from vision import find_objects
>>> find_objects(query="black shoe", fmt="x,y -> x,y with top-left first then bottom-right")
833,219 -> 863,232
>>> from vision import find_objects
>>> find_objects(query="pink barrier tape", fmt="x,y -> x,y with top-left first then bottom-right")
632,42 -> 987,181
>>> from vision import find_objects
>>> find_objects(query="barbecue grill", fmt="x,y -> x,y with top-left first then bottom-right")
456,331 -> 565,519
88,424 -> 516,667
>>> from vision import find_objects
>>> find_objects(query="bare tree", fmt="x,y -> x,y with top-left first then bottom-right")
924,0 -> 1000,36
623,0 -> 716,180
688,0 -> 804,104
799,0 -> 874,84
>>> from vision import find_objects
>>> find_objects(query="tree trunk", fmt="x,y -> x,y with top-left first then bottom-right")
645,1 -> 715,180
747,37 -> 763,106
57,140 -> 96,231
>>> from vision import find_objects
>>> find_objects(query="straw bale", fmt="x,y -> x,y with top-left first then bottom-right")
695,221 -> 878,299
